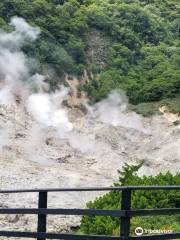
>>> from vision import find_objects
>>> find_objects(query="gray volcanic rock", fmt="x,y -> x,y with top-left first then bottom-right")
0,103 -> 179,234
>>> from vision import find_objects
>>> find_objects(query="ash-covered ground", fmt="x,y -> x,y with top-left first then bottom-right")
0,101 -> 180,233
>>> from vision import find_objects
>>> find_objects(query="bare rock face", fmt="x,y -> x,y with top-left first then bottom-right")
0,102 -> 180,233
159,106 -> 180,123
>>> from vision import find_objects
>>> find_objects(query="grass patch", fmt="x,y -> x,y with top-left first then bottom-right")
130,97 -> 180,117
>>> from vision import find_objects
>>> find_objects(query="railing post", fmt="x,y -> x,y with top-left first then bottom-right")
37,191 -> 47,240
120,189 -> 131,239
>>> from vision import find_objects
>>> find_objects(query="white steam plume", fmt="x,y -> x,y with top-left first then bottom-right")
0,17 -> 40,105
0,17 -> 74,155
90,90 -> 149,133
27,89 -> 73,137
0,16 -> 40,48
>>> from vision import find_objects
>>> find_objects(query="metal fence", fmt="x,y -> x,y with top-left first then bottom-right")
0,186 -> 180,239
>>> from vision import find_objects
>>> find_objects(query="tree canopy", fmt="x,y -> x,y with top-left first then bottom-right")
0,0 -> 179,104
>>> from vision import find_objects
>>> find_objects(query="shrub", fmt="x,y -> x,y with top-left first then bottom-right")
80,163 -> 180,236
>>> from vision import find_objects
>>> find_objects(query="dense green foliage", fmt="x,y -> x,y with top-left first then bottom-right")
0,0 -> 179,104
80,163 -> 180,236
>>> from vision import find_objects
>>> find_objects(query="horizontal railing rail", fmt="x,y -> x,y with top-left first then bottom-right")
0,185 -> 180,193
0,208 -> 126,217
0,231 -> 180,240
0,186 -> 179,240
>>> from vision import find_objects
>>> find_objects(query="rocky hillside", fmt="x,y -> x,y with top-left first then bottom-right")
0,95 -> 180,232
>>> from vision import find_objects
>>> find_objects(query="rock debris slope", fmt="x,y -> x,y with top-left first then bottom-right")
0,100 -> 179,233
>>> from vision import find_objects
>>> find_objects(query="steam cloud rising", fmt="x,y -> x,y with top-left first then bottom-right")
91,90 -> 147,133
0,17 -> 148,159
0,17 -> 40,105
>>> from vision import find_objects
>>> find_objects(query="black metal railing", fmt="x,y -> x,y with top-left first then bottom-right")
0,186 -> 180,239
